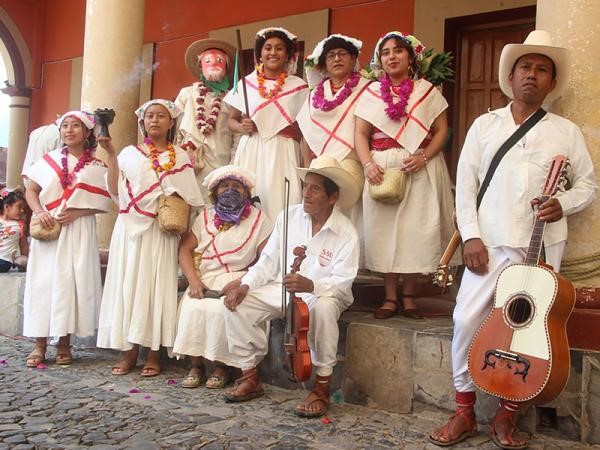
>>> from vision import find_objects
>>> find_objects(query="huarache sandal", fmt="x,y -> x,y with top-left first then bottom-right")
141,363 -> 161,377
111,360 -> 136,376
401,294 -> 424,320
26,344 -> 47,368
182,364 -> 204,388
55,346 -> 73,365
295,375 -> 331,418
224,368 -> 263,402
205,366 -> 230,389
429,406 -> 477,447
489,406 -> 529,449
373,299 -> 398,319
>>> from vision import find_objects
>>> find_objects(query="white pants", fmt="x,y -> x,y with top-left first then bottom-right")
224,283 -> 345,376
452,243 -> 565,392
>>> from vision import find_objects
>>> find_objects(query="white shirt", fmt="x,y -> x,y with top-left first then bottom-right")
241,204 -> 359,305
456,104 -> 597,248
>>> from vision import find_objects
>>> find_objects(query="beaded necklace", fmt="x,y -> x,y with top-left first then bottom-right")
146,138 -> 176,173
312,71 -> 360,112
257,65 -> 287,99
380,75 -> 414,121
60,146 -> 93,189
195,79 -> 222,136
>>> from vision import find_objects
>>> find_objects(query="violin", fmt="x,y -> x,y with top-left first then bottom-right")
283,245 -> 312,382
280,177 -> 312,382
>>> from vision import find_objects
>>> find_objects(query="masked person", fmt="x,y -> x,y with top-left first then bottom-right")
175,39 -> 238,199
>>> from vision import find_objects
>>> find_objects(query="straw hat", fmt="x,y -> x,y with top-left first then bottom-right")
498,30 -> 570,104
296,156 -> 361,210
185,38 -> 236,81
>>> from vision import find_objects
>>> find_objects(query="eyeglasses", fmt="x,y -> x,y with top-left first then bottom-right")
325,50 -> 351,61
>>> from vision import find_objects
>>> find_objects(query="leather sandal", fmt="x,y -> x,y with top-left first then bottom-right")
489,405 -> 528,449
374,299 -> 398,319
56,345 -> 72,365
206,366 -> 230,389
295,375 -> 331,418
223,368 -> 264,402
26,344 -> 47,368
182,364 -> 204,388
429,406 -> 477,446
401,294 -> 424,320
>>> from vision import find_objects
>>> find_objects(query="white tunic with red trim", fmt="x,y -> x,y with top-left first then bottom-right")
97,145 -> 204,351
116,145 -> 204,237
354,79 -> 456,273
22,148 -> 110,338
173,205 -> 272,363
297,76 -> 371,162
224,72 -> 309,222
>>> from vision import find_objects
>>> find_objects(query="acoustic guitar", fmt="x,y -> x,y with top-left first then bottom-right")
468,155 -> 575,404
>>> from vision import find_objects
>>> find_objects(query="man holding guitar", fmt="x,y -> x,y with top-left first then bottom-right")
222,155 -> 360,418
430,30 -> 597,449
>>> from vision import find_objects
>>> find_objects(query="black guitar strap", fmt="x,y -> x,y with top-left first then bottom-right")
476,108 -> 547,209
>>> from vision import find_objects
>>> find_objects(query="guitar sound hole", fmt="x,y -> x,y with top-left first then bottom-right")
505,294 -> 534,328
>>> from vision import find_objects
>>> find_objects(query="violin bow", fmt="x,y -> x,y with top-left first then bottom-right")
281,177 -> 290,316
235,29 -> 251,118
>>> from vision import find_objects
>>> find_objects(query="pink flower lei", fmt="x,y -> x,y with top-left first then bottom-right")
312,71 -> 360,112
60,145 -> 93,189
195,79 -> 222,136
379,75 -> 414,121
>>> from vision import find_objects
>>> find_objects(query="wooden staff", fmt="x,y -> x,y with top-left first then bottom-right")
235,29 -> 250,117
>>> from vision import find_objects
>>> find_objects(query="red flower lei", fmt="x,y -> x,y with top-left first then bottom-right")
60,145 -> 93,189
257,65 -> 287,99
213,201 -> 252,231
380,75 -> 414,121
195,80 -> 222,136
146,139 -> 176,173
312,71 -> 360,112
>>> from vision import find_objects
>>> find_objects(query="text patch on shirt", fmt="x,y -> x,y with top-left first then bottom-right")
318,248 -> 333,267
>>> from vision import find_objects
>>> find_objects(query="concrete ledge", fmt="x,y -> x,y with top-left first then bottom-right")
0,272 -> 25,336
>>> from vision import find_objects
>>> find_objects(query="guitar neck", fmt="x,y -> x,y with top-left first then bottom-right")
525,208 -> 548,265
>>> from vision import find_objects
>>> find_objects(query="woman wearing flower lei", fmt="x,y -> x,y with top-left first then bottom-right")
354,32 -> 456,320
97,99 -> 203,377
173,165 -> 272,389
224,27 -> 308,222
22,111 -> 112,367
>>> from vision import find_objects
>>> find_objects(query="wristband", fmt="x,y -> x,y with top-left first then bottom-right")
363,160 -> 374,169
420,150 -> 428,165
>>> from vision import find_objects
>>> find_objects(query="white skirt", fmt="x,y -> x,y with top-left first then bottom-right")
172,271 -> 243,366
234,133 -> 302,222
97,218 -> 179,351
363,148 -> 455,273
23,215 -> 102,338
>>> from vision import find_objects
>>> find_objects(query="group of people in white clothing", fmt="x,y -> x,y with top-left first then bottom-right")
16,24 -> 598,447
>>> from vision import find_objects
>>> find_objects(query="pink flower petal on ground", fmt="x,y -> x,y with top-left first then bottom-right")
143,394 -> 152,400
166,379 -> 178,385
0,359 -> 7,365
128,387 -> 142,394
321,417 -> 332,425
36,363 -> 48,370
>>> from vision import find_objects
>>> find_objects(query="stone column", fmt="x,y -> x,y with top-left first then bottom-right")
1,86 -> 31,190
80,0 -> 145,248
537,1 -> 600,287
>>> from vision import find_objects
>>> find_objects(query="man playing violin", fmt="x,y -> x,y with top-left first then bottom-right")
222,155 -> 360,417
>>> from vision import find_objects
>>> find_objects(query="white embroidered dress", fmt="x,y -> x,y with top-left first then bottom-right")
172,205 -> 272,364
97,145 -> 204,351
354,79 -> 456,273
23,149 -> 111,338
224,71 -> 308,221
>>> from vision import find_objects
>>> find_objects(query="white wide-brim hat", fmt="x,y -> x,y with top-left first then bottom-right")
498,30 -> 571,104
296,155 -> 360,210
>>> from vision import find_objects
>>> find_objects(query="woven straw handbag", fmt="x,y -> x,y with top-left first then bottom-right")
368,167 -> 407,204
157,193 -> 190,235
30,215 -> 61,241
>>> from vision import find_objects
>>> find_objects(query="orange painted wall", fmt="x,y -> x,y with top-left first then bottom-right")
0,0 -> 414,129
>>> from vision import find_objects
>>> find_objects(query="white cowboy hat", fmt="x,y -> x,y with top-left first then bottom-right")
296,155 -> 360,210
498,30 -> 571,104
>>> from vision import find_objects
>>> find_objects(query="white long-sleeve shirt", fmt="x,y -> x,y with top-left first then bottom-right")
456,104 -> 597,248
241,204 -> 359,306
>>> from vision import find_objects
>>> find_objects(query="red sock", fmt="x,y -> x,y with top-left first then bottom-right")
455,391 -> 476,407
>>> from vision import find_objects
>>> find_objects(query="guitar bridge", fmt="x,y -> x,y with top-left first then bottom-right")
482,349 -> 530,383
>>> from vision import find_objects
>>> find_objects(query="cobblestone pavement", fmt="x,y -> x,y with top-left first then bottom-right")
0,336 -> 595,449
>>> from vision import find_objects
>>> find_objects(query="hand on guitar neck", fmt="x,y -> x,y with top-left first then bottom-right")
532,197 -> 563,222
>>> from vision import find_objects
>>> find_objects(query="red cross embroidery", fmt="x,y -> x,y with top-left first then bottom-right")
245,78 -> 307,125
